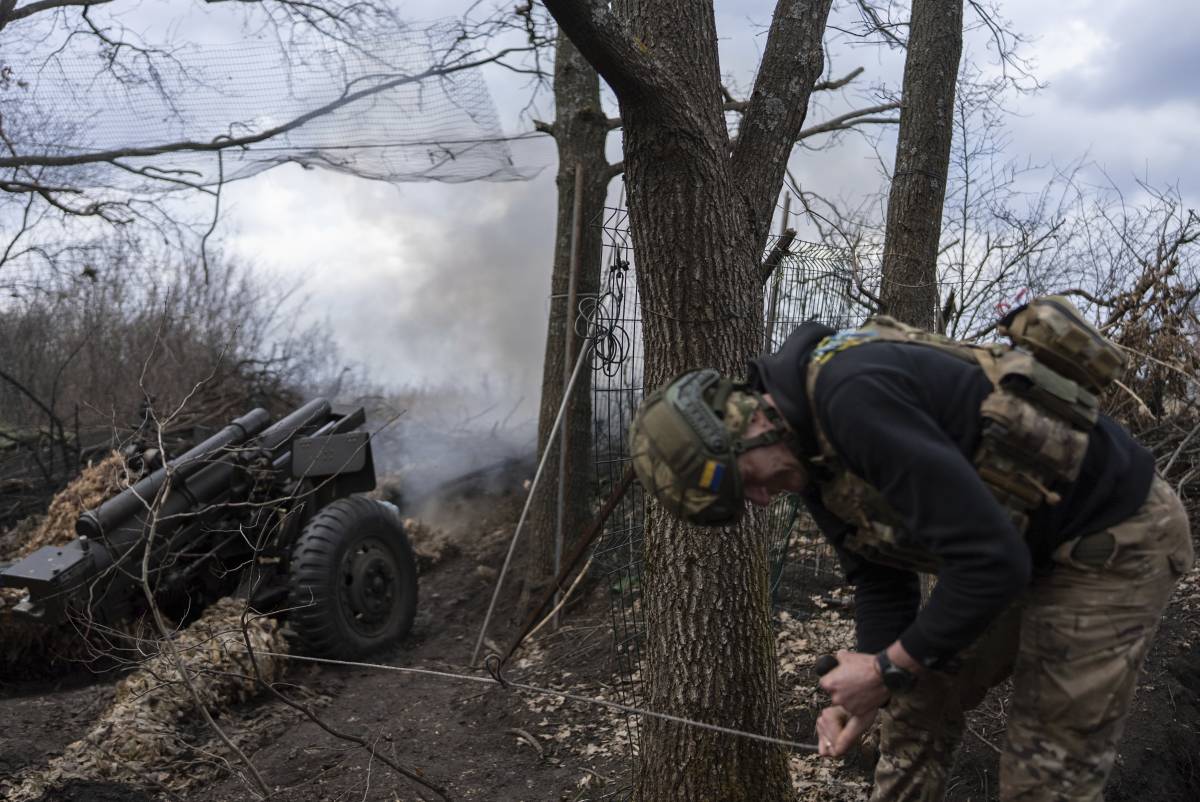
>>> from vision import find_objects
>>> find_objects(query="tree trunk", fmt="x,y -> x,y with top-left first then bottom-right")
625,126 -> 791,802
529,31 -> 610,589
616,3 -> 826,800
541,1 -> 834,798
879,0 -> 964,331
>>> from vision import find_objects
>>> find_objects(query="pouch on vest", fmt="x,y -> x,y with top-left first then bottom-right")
998,296 -> 1125,393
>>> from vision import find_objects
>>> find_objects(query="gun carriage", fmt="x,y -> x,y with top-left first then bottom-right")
0,398 -> 418,658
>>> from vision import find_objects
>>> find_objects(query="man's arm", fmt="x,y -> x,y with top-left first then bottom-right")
803,493 -> 922,655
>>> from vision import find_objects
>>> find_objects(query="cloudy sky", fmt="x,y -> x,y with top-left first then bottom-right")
148,0 -> 1199,425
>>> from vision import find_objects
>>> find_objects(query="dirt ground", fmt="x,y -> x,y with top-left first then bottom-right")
2,479 -> 1198,802
1,486 -> 630,802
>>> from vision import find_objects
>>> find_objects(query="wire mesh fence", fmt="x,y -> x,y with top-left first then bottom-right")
586,207 -> 878,780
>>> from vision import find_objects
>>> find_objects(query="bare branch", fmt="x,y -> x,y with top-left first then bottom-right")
795,101 -> 900,141
0,0 -> 111,29
856,0 -> 907,48
760,228 -> 795,284
542,0 -> 671,106
729,0 -> 835,245
812,66 -> 865,92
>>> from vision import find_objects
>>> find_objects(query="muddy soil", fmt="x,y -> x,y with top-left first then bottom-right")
0,678 -> 117,782
183,490 -> 618,802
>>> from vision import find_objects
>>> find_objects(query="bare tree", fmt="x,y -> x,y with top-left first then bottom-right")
523,7 -> 897,596
935,69 -> 1075,337
526,28 -> 614,592
0,238 -> 349,528
540,1 -> 840,798
878,0 -> 963,330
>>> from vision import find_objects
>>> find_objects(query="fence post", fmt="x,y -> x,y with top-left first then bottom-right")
763,192 -> 791,351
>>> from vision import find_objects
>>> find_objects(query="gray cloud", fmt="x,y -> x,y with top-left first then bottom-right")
1052,1 -> 1200,111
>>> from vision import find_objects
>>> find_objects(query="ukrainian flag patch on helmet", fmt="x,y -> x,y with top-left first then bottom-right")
699,459 -> 725,491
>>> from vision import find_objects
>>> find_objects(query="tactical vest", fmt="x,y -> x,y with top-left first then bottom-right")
803,297 -> 1125,574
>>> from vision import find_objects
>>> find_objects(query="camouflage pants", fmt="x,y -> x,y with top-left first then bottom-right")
871,476 -> 1194,802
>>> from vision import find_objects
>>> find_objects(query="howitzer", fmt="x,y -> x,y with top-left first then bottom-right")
0,399 -> 418,658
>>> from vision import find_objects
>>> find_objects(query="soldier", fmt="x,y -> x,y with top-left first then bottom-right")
628,300 -> 1193,801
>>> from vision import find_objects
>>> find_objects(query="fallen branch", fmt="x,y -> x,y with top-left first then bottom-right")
505,727 -> 545,758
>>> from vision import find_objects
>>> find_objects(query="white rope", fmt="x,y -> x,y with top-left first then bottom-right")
254,650 -> 819,753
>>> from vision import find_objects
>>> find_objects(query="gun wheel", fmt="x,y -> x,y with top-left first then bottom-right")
287,496 -> 418,658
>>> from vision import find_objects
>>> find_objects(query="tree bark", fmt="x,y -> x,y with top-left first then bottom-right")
529,31 -> 610,588
543,1 -> 834,799
879,0 -> 964,331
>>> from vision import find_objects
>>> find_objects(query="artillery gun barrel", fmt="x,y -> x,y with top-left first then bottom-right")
257,398 -> 333,454
76,408 -> 272,539
76,401 -> 331,545
0,399 -> 341,623
136,398 -> 334,534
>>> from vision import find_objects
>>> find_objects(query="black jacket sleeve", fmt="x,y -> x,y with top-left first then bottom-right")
814,357 -> 1033,665
803,493 -> 922,654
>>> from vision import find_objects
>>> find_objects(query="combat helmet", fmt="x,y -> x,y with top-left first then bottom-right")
629,369 -> 793,526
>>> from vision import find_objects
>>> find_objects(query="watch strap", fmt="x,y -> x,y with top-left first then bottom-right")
876,650 -> 917,693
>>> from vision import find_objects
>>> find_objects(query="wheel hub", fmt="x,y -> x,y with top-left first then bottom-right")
340,538 -> 400,636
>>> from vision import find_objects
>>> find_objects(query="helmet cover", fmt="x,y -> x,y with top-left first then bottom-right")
629,369 -> 770,526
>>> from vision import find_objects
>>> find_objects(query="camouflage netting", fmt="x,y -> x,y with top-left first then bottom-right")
4,451 -> 132,561
3,597 -> 288,800
1,452 -> 133,673
1,20 -> 532,190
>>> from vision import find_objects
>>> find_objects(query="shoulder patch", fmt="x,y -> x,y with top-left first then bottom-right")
811,329 -> 877,365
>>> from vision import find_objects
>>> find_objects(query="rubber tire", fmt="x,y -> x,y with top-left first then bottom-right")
287,496 -> 418,658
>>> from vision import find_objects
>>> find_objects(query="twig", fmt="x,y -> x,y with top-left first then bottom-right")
1177,467 -> 1197,497
966,723 -> 1002,754
1117,345 -> 1200,389
1163,420 -> 1200,477
760,229 -> 796,284
505,727 -> 544,758
139,481 -> 272,798
524,555 -> 595,643
1112,379 -> 1157,420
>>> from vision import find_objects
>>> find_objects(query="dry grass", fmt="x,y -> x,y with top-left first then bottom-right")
0,452 -> 133,672
17,451 -> 131,557
3,597 -> 288,799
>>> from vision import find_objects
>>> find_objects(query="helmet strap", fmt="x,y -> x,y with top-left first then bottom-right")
728,388 -> 800,455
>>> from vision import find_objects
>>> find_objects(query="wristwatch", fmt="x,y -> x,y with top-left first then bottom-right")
875,650 -> 918,694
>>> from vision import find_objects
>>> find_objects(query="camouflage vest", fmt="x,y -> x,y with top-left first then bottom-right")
804,314 -> 1102,574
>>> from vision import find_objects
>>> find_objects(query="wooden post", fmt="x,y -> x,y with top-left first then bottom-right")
555,163 -> 585,630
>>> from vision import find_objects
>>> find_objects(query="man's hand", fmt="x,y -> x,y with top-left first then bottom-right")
816,704 -> 877,757
818,649 -> 890,716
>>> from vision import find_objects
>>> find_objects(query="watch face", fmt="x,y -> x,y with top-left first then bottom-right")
883,667 -> 915,692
